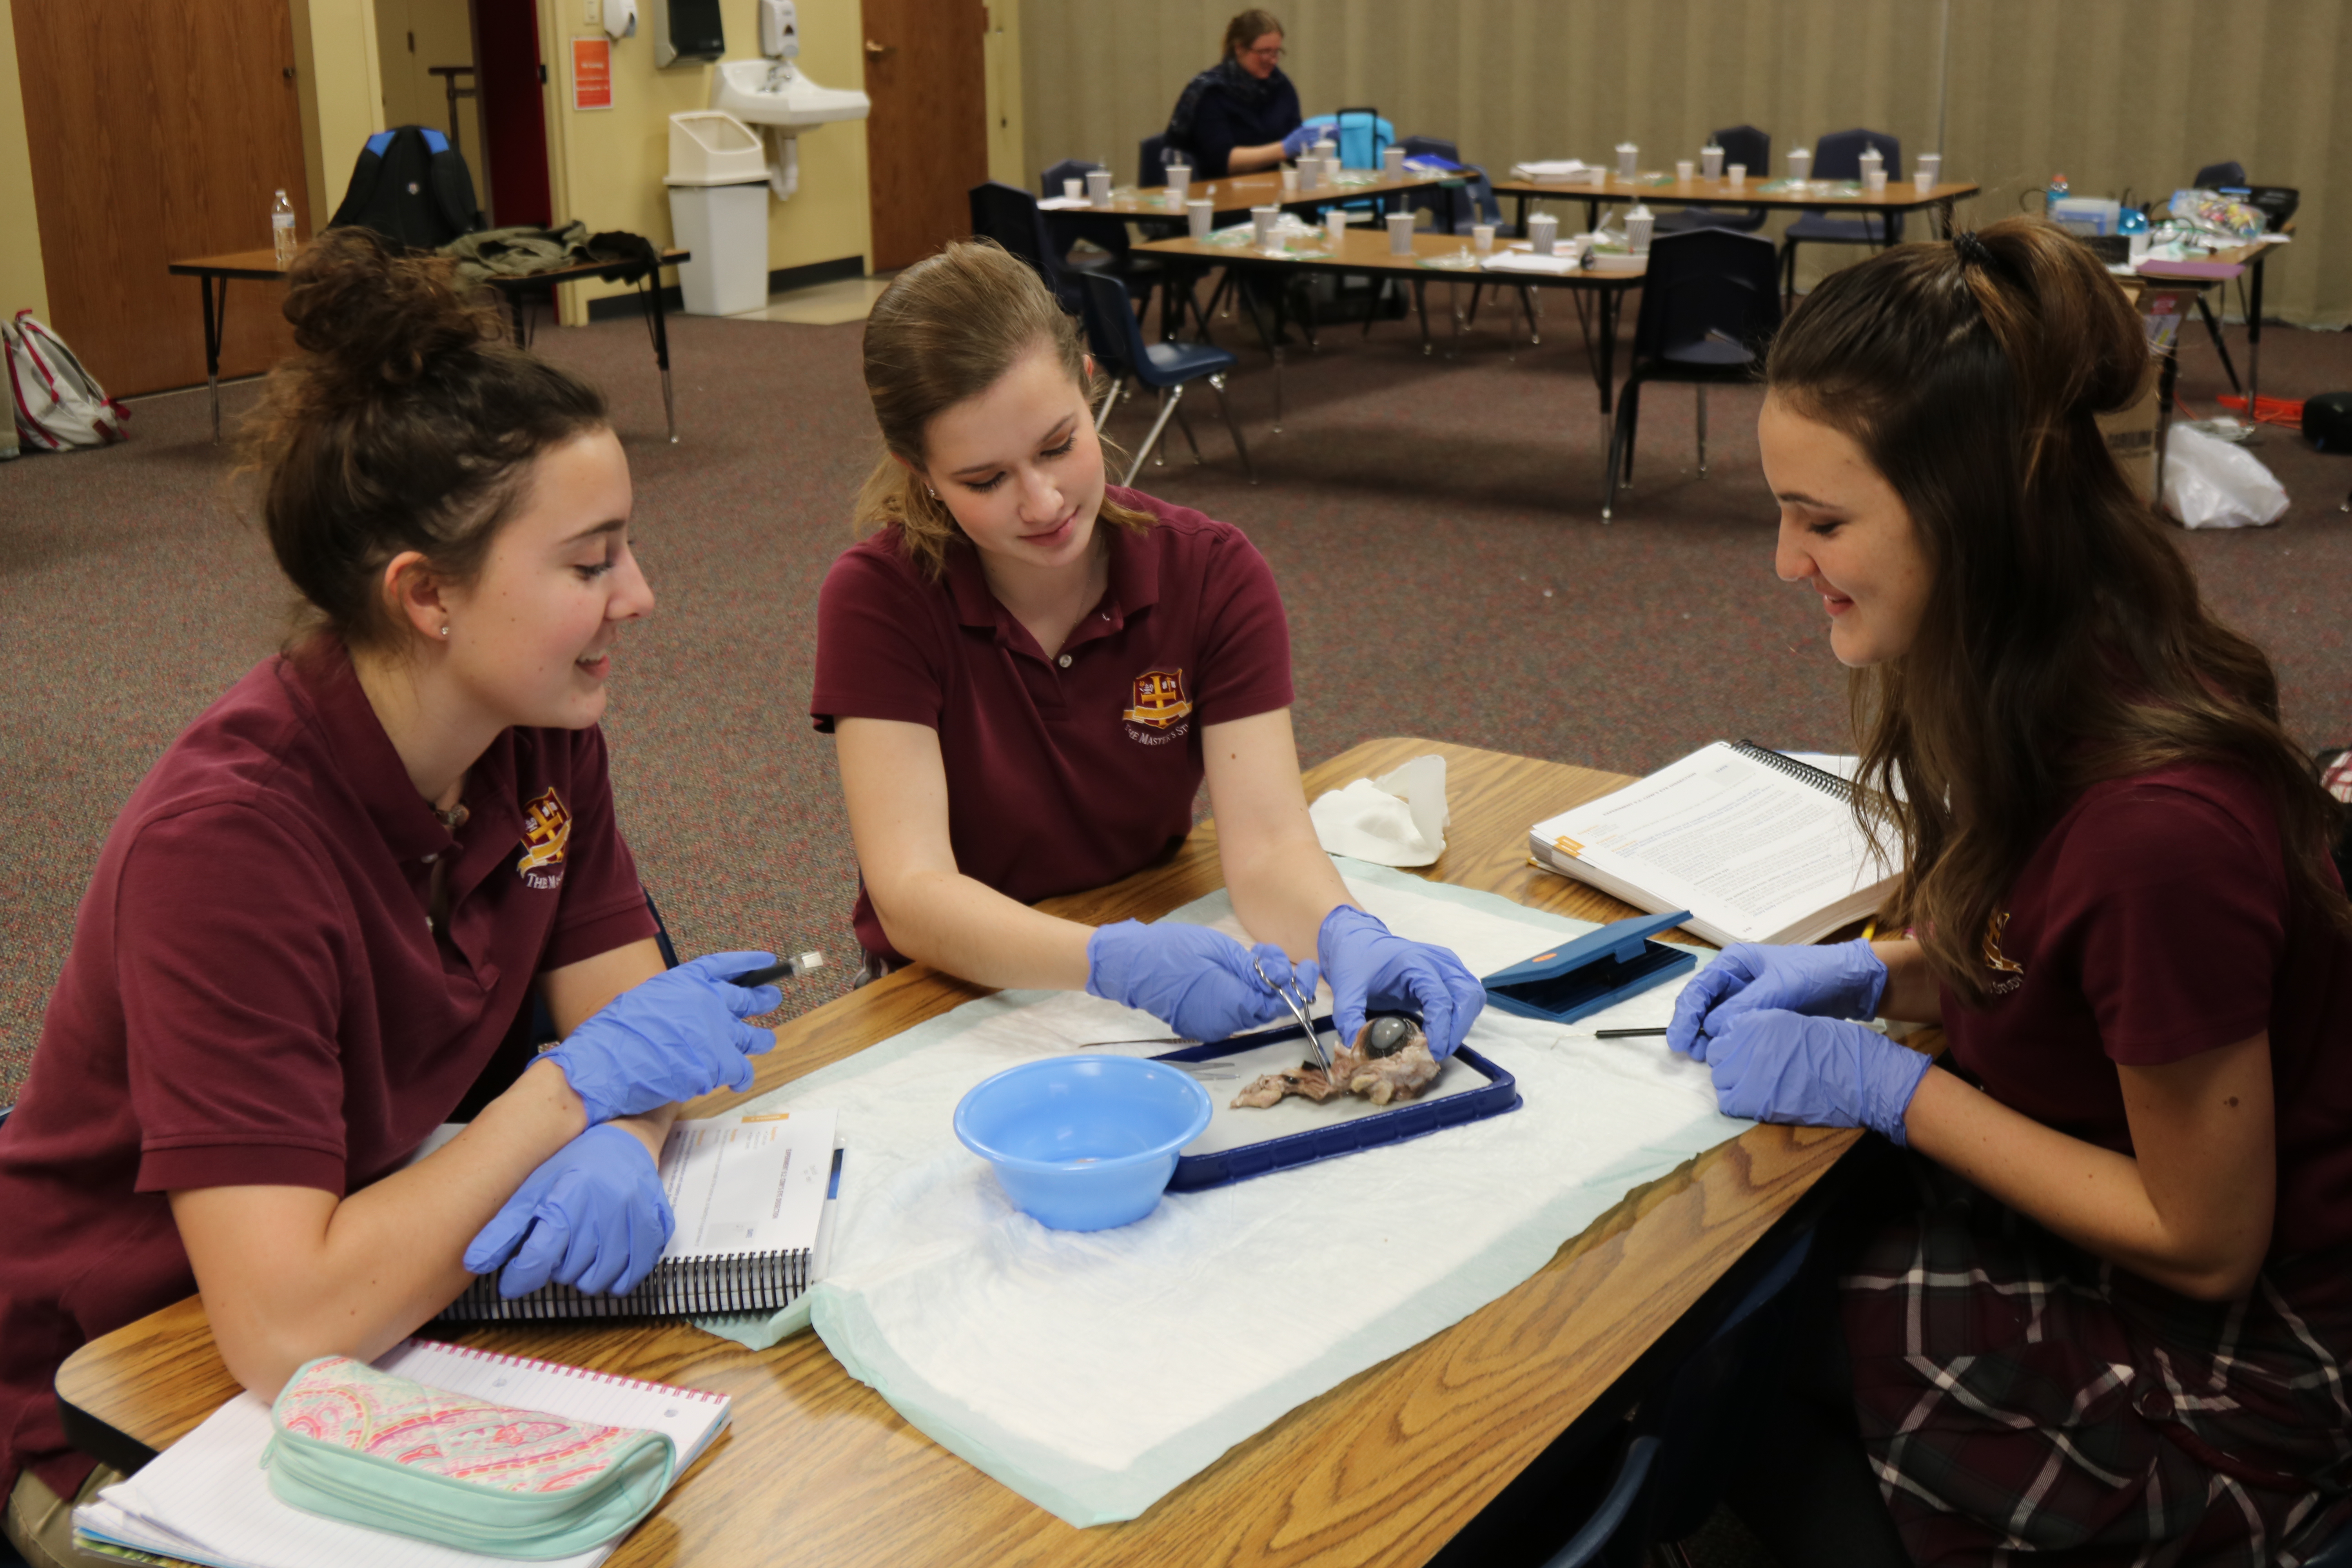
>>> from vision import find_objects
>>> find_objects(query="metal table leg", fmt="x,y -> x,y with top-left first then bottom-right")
2245,251 -> 2266,436
1597,288 -> 1622,415
644,263 -> 678,444
2154,331 -> 2182,501
199,274 -> 227,444
2194,293 -> 2243,394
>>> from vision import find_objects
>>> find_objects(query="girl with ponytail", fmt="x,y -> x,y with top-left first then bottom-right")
1,229 -> 778,1566
1667,218 -> 2352,1564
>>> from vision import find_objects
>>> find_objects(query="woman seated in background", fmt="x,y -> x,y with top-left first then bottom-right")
1669,218 -> 2352,1565
0,230 -> 778,1568
1162,8 -> 1311,179
812,239 -> 1483,1059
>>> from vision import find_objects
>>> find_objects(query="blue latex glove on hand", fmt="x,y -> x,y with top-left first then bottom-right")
1085,920 -> 1319,1042
543,951 -> 782,1125
1668,940 -> 1888,1062
463,1124 -> 675,1299
1317,906 -> 1486,1060
1706,1009 -> 1931,1145
1281,125 -> 1318,159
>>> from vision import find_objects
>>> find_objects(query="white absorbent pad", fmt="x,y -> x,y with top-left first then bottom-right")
697,858 -> 1743,1526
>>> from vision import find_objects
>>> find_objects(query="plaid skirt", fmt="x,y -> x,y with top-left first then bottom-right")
1841,1159 -> 2352,1567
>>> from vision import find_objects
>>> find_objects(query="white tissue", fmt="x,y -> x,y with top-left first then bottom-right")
1307,753 -> 1450,866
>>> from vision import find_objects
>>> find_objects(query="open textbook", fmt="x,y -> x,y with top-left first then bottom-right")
1529,741 -> 1899,947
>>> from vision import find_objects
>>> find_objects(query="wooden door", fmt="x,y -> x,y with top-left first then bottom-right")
475,0 -> 550,228
14,0 -> 310,397
860,0 -> 989,272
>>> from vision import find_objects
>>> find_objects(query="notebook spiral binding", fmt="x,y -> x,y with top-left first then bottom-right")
437,1247 -> 813,1322
1731,739 -> 1856,804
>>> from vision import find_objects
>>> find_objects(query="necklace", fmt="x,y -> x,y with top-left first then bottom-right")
432,800 -> 470,830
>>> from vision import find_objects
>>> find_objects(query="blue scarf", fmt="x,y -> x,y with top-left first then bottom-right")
1165,58 -> 1289,149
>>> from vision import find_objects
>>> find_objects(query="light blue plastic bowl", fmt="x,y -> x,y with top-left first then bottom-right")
953,1056 -> 1214,1232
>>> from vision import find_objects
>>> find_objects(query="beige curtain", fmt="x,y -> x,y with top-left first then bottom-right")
1021,0 -> 2349,325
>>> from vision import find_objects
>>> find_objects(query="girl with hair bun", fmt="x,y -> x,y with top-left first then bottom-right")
1667,218 -> 2352,1564
0,229 -> 780,1567
813,240 -> 1484,1061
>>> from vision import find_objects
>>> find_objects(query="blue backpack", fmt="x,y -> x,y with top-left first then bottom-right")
1298,112 -> 1395,169
328,126 -> 481,250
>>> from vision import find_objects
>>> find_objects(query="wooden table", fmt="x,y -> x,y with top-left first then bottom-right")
2129,233 -> 2290,470
166,245 -> 690,446
57,737 -> 1862,1568
1138,229 -> 1648,425
1492,174 -> 1982,243
1082,167 -> 1466,228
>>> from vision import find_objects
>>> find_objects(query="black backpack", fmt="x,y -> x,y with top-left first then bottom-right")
328,126 -> 481,250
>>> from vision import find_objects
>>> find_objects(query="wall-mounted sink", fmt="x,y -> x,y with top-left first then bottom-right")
711,59 -> 869,130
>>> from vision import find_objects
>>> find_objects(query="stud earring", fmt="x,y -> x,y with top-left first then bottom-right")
440,625 -> 450,637
927,486 -> 939,499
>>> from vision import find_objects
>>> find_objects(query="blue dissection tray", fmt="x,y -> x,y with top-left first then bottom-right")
1481,910 -> 1698,1027
1156,1018 -> 1519,1192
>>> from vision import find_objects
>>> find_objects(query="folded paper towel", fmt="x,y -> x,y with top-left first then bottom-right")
1308,754 -> 1448,866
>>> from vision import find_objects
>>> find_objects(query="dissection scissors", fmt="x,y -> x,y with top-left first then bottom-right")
1254,953 -> 1336,1079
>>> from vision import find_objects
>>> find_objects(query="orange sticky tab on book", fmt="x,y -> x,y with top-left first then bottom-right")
1552,836 -> 1584,858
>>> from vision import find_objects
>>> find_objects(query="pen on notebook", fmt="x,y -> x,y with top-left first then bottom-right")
731,952 -> 827,987
1595,1026 -> 1670,1039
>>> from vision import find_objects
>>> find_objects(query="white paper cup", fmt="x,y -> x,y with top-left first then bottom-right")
1727,163 -> 1747,189
1063,178 -> 1083,201
1087,169 -> 1112,203
1280,166 -> 1299,194
1472,223 -> 1496,255
1590,165 -> 1609,189
1788,149 -> 1812,183
1166,164 -> 1190,200
1616,142 -> 1638,178
1252,205 -> 1280,249
1187,198 -> 1212,240
1298,159 -> 1319,191
1327,210 -> 1348,248
1325,155 -> 1343,185
1918,153 -> 1942,189
1564,234 -> 1591,263
1913,169 -> 1934,195
1858,149 -> 1882,180
1314,137 -> 1338,161
1387,212 -> 1414,255
1701,145 -> 1724,178
1383,145 -> 1406,177
1676,160 -> 1695,183
1529,212 -> 1559,255
1865,169 -> 1887,195
1626,208 -> 1654,255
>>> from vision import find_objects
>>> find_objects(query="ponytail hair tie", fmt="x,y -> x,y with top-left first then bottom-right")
1953,230 -> 1994,269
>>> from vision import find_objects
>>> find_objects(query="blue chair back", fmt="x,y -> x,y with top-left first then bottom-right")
1138,134 -> 1169,187
1075,270 -> 1140,378
969,181 -> 1082,312
1299,110 -> 1394,168
1631,228 -> 1781,368
1812,127 -> 1901,181
1713,124 -> 1770,175
2194,160 -> 2247,189
1399,134 -> 1499,227
1039,158 -> 1102,197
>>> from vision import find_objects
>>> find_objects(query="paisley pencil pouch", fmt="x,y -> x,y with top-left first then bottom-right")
264,1355 -> 676,1559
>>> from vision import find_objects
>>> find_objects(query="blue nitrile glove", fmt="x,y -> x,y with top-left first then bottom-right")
464,1124 -> 675,1298
1281,125 -> 1318,159
542,951 -> 782,1125
1085,920 -> 1320,1042
1668,940 -> 1887,1062
1705,1010 -> 1932,1145
1317,906 -> 1486,1060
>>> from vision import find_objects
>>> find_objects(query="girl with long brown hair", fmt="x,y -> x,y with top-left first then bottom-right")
0,230 -> 777,1568
1666,218 -> 2352,1564
812,239 -> 1484,1059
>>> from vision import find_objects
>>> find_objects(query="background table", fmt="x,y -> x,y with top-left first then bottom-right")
166,245 -> 690,446
58,737 -> 1865,1568
1492,175 -> 1981,241
1089,167 -> 1465,228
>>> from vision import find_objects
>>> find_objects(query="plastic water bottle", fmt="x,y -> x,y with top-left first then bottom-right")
271,190 -> 297,266
2044,172 -> 2069,219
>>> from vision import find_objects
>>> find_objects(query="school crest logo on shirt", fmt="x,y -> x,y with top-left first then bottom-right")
1123,668 -> 1193,746
516,788 -> 572,891
1981,909 -> 2025,996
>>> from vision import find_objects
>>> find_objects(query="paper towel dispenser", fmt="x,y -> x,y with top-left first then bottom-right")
650,0 -> 724,65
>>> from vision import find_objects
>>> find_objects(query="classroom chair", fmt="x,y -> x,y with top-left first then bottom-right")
1078,271 -> 1256,486
1138,133 -> 1171,188
1778,128 -> 1902,309
969,181 -> 1097,316
1029,166 -> 1167,330
1603,227 -> 1782,523
1537,1224 -> 1818,1567
2194,160 -> 2248,189
1655,125 -> 1771,234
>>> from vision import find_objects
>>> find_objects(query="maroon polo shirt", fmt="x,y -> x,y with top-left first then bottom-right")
810,488 -> 1294,958
0,641 -> 656,1499
1940,762 -> 2352,1263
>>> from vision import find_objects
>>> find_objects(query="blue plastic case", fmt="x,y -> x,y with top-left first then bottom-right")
1154,1020 -> 1520,1192
1479,911 -> 1698,1026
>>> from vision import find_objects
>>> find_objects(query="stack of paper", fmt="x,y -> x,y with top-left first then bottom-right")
1510,159 -> 1591,180
1483,251 -> 1583,275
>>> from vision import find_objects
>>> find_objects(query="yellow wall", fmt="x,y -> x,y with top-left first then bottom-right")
985,0 -> 1025,187
546,0 -> 872,319
373,0 -> 486,200
293,0 -> 389,230
0,0 -> 49,320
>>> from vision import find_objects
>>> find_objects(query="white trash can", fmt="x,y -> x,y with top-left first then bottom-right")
666,179 -> 769,316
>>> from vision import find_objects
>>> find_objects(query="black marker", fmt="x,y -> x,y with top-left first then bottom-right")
1595,1026 -> 1670,1039
730,951 -> 826,988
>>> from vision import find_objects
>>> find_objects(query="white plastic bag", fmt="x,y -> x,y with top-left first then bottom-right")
2163,424 -> 2287,529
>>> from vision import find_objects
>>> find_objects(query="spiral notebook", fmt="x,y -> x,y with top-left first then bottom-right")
438,1109 -> 841,1321
1528,740 -> 1899,946
73,1339 -> 731,1568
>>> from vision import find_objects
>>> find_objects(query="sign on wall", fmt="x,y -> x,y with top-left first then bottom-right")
571,36 -> 612,111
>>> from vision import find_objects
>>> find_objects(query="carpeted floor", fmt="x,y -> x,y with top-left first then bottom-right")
5,283 -> 2350,1108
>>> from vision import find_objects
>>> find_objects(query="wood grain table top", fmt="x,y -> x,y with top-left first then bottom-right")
166,247 -> 690,283
1081,167 -> 1461,221
56,737 -> 1860,1568
1137,227 -> 1648,287
1491,174 -> 1981,211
